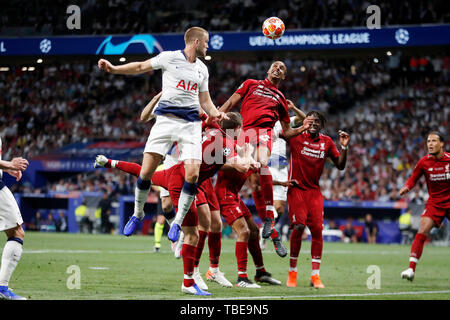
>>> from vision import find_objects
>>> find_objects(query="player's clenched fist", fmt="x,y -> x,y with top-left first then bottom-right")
10,157 -> 29,171
98,59 -> 115,73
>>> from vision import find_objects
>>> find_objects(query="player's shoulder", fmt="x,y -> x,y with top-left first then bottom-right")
443,152 -> 450,160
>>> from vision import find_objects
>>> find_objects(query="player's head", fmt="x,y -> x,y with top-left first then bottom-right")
267,61 -> 287,83
305,110 -> 326,136
426,131 -> 445,156
221,112 -> 242,139
184,27 -> 209,57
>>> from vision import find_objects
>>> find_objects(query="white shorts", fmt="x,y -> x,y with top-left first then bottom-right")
269,165 -> 289,202
0,186 -> 23,232
159,154 -> 179,199
144,115 -> 202,162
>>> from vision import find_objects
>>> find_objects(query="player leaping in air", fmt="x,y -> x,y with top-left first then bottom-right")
399,131 -> 449,281
97,27 -> 227,243
219,61 -> 308,240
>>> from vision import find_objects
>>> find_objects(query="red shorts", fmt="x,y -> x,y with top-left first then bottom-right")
197,178 -> 220,212
218,191 -> 252,226
422,203 -> 450,227
152,164 -> 198,227
238,127 -> 273,152
287,187 -> 323,228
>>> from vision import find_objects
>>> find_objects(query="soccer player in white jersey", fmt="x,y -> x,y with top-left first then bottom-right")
98,27 -> 226,242
0,137 -> 29,300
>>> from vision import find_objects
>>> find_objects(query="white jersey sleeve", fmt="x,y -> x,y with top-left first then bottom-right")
150,51 -> 175,71
199,64 -> 209,92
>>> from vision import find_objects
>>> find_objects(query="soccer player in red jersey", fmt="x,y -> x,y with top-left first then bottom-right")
285,111 -> 350,288
399,131 -> 450,281
97,112 -> 257,295
219,61 -> 308,240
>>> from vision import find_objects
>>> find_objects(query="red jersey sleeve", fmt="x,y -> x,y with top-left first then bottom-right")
235,79 -> 252,97
327,137 -> 340,162
278,95 -> 291,124
405,158 -> 425,190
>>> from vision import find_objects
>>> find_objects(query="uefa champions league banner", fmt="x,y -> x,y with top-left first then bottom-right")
0,25 -> 449,56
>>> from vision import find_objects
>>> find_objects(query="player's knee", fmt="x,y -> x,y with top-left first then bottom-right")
274,202 -> 285,215
156,215 -> 165,224
210,217 -> 222,233
238,227 -> 250,241
161,198 -> 173,213
184,230 -> 198,246
293,223 -> 306,233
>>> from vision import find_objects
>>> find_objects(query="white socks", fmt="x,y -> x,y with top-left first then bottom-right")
134,186 -> 149,219
0,240 -> 23,287
172,190 -> 196,226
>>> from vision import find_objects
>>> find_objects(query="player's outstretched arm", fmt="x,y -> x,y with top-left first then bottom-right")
0,157 -> 29,172
141,92 -> 162,122
98,58 -> 153,75
199,91 -> 228,121
219,93 -> 242,113
399,161 -> 424,196
281,116 -> 314,139
287,99 -> 306,126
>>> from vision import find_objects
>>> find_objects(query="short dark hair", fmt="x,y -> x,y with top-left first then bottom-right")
427,131 -> 445,142
220,112 -> 242,130
306,110 -> 326,127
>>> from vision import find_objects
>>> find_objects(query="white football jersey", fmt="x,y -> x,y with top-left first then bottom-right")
271,116 -> 297,158
151,50 -> 209,122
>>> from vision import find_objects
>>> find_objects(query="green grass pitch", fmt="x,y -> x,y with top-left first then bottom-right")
7,232 -> 450,300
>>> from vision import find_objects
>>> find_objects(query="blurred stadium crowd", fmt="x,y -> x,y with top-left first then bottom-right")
1,53 -> 448,205
1,0 -> 449,36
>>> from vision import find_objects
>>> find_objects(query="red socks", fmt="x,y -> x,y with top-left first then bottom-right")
289,228 -> 303,269
106,159 -> 142,177
252,189 -> 266,221
194,230 -> 208,268
310,227 -> 323,272
248,238 -> 266,273
181,244 -> 196,287
208,232 -> 221,268
409,233 -> 428,271
235,241 -> 248,278
259,169 -> 274,219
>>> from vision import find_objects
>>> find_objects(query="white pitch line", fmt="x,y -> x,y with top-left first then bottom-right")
199,290 -> 450,300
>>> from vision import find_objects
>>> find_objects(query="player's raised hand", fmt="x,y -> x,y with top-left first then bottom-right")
98,59 -> 115,73
338,130 -> 350,147
302,116 -> 314,130
6,170 -> 22,181
286,99 -> 295,110
399,186 -> 410,196
10,157 -> 29,171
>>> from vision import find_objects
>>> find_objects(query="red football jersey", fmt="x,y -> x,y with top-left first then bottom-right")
288,131 -> 340,190
215,169 -> 254,199
235,78 -> 290,130
199,127 -> 237,184
404,152 -> 450,208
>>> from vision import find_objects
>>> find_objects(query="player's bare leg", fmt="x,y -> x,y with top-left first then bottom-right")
169,160 -> 201,242
206,209 -> 232,287
0,225 -> 26,300
402,217 -> 435,281
255,145 -> 277,239
123,152 -> 163,236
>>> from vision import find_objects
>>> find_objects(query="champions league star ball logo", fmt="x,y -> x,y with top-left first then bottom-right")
395,28 -> 409,45
40,39 -> 52,53
210,35 -> 224,50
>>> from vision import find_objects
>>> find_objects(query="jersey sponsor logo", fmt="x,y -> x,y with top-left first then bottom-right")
429,173 -> 450,181
301,146 -> 325,159
176,80 -> 198,93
